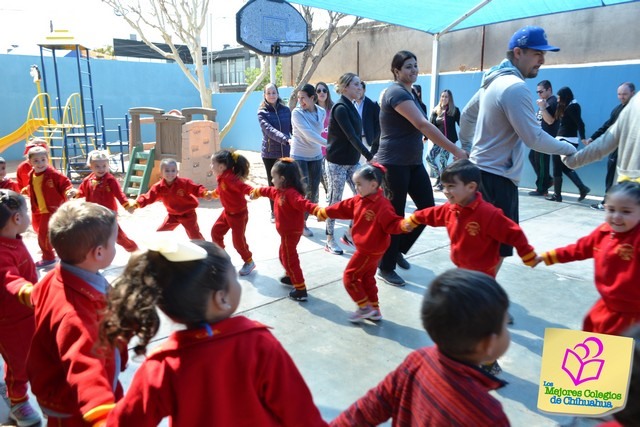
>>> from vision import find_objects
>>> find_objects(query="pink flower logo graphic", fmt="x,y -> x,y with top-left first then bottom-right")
561,337 -> 605,386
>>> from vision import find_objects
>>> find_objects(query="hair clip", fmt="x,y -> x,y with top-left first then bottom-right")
231,152 -> 239,161
145,233 -> 207,262
370,162 -> 387,174
280,157 -> 294,163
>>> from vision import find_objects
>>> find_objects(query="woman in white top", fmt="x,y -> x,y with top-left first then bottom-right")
291,83 -> 327,237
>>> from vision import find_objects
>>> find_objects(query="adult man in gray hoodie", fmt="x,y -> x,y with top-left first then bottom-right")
459,26 -> 577,266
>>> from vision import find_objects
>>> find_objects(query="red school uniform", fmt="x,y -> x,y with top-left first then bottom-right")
27,265 -> 127,426
316,188 -> 405,307
253,186 -> 317,286
0,178 -> 20,192
407,192 -> 536,277
541,223 -> 640,335
330,346 -> 509,427
16,160 -> 32,192
107,316 -> 328,427
29,166 -> 73,261
0,235 -> 36,404
211,170 -> 254,262
136,176 -> 208,240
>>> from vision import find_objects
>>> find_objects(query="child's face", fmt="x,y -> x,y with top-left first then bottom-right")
354,174 -> 378,198
90,159 -> 109,177
605,192 -> 640,233
210,160 -> 227,178
0,163 -> 6,179
29,153 -> 49,173
271,169 -> 285,190
161,164 -> 178,183
442,176 -> 476,206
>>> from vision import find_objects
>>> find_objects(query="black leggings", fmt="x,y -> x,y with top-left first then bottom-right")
262,157 -> 278,212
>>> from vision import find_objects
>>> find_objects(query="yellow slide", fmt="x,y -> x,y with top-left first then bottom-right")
0,118 -> 55,153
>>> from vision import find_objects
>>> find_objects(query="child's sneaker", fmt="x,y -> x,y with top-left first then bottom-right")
348,306 -> 376,323
340,233 -> 354,247
35,258 -> 57,268
368,308 -> 383,321
279,276 -> 293,286
288,288 -> 308,301
324,238 -> 343,255
9,401 -> 41,427
239,261 -> 256,276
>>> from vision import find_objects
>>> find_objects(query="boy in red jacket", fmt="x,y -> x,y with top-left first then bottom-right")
76,150 -> 138,252
27,146 -> 76,267
27,200 -> 127,426
0,157 -> 20,192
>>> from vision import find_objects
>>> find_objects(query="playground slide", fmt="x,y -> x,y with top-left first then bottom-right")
0,118 -> 53,153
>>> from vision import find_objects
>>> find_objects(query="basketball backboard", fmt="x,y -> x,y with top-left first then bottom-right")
236,0 -> 309,56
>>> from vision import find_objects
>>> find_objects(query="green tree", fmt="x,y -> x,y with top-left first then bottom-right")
245,59 -> 282,91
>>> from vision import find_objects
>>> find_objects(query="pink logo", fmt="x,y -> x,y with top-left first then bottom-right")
561,337 -> 605,386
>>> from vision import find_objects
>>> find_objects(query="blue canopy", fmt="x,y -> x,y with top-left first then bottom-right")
287,0 -> 636,34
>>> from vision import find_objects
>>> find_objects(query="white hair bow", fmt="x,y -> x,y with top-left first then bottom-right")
145,233 -> 207,262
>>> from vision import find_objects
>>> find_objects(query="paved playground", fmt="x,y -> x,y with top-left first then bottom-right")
1,150 -> 609,426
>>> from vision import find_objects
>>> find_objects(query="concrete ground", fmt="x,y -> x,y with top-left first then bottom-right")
1,150 -> 610,426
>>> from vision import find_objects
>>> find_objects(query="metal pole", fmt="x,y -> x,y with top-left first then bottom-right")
270,56 -> 277,84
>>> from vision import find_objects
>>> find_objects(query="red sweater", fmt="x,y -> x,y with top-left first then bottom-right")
108,316 -> 328,427
16,160 -> 32,191
137,176 -> 207,215
541,223 -> 640,312
408,193 -> 536,276
0,235 -> 36,323
254,186 -> 318,234
331,346 -> 509,427
27,265 -> 126,424
28,166 -> 73,214
318,189 -> 405,255
0,178 -> 20,192
77,172 -> 129,211
213,170 -> 253,214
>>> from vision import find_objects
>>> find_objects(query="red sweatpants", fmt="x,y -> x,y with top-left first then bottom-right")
279,232 -> 304,286
211,209 -> 252,262
583,298 -> 639,336
0,315 -> 35,404
158,211 -> 204,240
116,224 -> 138,252
32,211 -> 55,261
343,251 -> 383,307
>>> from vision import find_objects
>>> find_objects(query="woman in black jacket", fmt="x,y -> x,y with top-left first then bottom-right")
546,86 -> 591,202
425,89 -> 461,190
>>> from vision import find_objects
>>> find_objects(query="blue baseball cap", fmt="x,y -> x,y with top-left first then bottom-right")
508,26 -> 560,52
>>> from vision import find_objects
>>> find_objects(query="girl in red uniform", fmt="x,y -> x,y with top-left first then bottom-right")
537,181 -> 640,335
210,150 -> 255,276
0,190 -> 40,426
16,139 -> 48,193
251,158 -> 319,301
315,163 -> 408,322
102,239 -> 328,427
76,150 -> 138,252
134,158 -> 210,240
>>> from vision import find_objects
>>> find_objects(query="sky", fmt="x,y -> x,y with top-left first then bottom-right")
0,0 -> 250,55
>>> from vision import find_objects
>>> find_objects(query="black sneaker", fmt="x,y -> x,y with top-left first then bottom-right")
528,190 -> 547,196
376,269 -> 405,287
481,361 -> 502,376
340,233 -> 354,247
288,288 -> 308,301
590,203 -> 604,211
279,276 -> 293,286
396,253 -> 410,270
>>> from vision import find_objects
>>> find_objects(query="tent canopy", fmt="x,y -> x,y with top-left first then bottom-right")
286,0 -> 635,34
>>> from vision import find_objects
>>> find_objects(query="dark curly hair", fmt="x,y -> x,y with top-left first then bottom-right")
101,241 -> 233,355
211,150 -> 250,180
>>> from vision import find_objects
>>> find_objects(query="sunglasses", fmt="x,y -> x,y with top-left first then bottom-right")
316,88 -> 328,94
536,90 -> 545,94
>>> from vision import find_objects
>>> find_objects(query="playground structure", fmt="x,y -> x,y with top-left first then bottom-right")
0,30 -> 129,180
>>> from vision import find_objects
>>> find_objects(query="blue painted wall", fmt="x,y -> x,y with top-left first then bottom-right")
1,53 -> 638,196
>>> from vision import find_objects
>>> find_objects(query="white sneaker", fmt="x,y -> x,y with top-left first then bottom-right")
324,237 -> 343,255
10,401 -> 41,427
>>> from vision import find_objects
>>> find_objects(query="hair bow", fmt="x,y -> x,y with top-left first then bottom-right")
370,162 -> 387,174
145,233 -> 207,262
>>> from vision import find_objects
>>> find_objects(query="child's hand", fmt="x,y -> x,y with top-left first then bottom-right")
401,219 -> 416,233
532,256 -> 544,267
314,207 -> 328,222
124,200 -> 137,214
66,188 -> 78,200
203,190 -> 213,201
209,189 -> 219,200
249,188 -> 261,200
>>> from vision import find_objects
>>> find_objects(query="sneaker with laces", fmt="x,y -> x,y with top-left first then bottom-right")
340,233 -> 354,247
279,275 -> 293,286
368,308 -> 383,321
376,269 -> 405,287
35,258 -> 57,268
238,261 -> 256,276
288,288 -> 308,301
325,238 -> 343,255
590,203 -> 604,211
302,226 -> 313,237
9,401 -> 41,427
348,306 -> 376,323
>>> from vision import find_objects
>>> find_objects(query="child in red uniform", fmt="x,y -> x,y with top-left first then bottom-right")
16,139 -> 48,193
315,163 -> 408,321
536,181 -> 640,336
134,158 -> 209,240
0,157 -> 20,192
210,150 -> 255,276
250,158 -> 319,301
27,146 -> 76,267
403,159 -> 537,277
27,201 -> 127,426
102,239 -> 328,427
0,190 -> 40,426
76,150 -> 138,252
331,269 -> 511,427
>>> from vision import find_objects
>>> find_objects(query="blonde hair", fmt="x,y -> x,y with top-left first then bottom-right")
86,149 -> 110,166
27,146 -> 48,160
160,158 -> 178,172
335,72 -> 358,95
